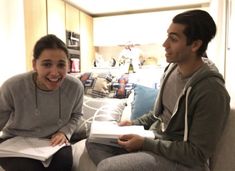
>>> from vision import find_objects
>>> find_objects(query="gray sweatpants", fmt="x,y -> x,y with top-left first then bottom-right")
86,140 -> 210,171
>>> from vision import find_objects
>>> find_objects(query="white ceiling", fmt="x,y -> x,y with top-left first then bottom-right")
65,0 -> 210,17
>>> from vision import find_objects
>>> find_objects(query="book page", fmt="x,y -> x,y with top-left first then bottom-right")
0,137 -> 66,161
90,121 -> 155,139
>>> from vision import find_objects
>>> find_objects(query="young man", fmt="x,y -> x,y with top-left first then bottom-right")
86,9 -> 230,171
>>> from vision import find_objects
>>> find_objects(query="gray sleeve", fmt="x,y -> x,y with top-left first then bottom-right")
142,87 -> 230,167
0,83 -> 12,130
132,110 -> 157,129
59,81 -> 84,140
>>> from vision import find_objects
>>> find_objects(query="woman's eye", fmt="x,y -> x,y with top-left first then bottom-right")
42,63 -> 52,68
58,63 -> 66,68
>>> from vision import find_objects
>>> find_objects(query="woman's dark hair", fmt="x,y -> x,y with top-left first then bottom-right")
173,9 -> 216,56
33,34 -> 69,59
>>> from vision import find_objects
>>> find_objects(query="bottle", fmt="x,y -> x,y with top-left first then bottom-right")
128,59 -> 134,73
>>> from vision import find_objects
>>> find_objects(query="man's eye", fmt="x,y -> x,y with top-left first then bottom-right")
170,36 -> 178,42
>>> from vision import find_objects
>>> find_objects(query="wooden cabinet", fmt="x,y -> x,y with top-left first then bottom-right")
24,0 -> 47,70
24,0 -> 94,72
65,3 -> 80,33
65,4 -> 81,74
47,0 -> 66,42
80,11 -> 94,72
24,0 -> 66,70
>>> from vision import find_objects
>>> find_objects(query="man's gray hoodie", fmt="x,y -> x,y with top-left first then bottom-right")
133,59 -> 230,167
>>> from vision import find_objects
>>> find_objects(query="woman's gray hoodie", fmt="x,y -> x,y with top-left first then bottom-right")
133,59 -> 230,167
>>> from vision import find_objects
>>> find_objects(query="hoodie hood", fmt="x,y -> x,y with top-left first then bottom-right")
154,58 -> 226,141
178,58 -> 225,141
153,58 -> 224,116
185,58 -> 225,90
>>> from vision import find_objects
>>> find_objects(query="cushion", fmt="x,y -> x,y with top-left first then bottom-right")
91,77 -> 110,97
131,84 -> 158,120
72,95 -> 126,142
112,74 -> 133,99
113,74 -> 129,98
83,95 -> 126,121
80,72 -> 114,98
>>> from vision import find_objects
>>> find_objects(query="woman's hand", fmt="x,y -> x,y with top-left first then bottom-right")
117,134 -> 144,152
50,132 -> 69,146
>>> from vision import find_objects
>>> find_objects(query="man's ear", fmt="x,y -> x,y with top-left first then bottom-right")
32,59 -> 37,71
191,40 -> 202,53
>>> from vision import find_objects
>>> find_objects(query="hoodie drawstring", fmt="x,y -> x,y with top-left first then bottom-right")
184,86 -> 192,141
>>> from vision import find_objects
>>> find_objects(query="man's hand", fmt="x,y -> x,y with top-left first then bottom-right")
118,120 -> 133,126
50,132 -> 68,146
118,134 -> 144,152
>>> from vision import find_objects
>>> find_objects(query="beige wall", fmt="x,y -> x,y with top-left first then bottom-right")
0,0 -> 26,85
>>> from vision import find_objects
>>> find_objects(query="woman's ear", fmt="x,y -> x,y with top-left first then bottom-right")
192,40 -> 202,53
32,59 -> 37,71
66,61 -> 70,73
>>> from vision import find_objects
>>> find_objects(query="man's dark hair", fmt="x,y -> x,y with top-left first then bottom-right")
173,9 -> 216,56
33,34 -> 68,59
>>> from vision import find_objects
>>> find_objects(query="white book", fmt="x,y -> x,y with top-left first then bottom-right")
89,121 -> 155,147
0,136 -> 66,162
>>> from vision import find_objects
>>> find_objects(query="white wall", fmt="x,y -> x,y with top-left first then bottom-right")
93,6 -> 209,67
225,0 -> 235,108
208,0 -> 235,108
93,8 -> 210,46
207,0 -> 227,76
0,0 -> 26,86
94,11 -> 172,46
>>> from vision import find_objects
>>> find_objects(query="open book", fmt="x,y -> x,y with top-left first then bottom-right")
88,121 -> 155,147
0,136 -> 66,162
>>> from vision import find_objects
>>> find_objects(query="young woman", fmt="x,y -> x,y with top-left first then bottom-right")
0,34 -> 84,171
